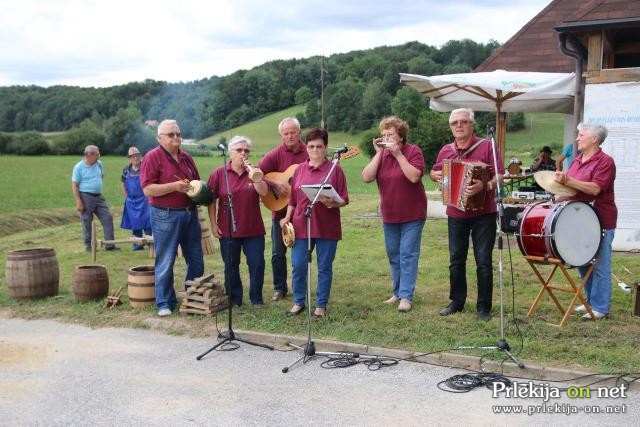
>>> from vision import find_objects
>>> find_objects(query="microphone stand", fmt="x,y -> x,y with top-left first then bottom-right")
282,149 -> 356,373
456,128 -> 524,369
197,148 -> 273,360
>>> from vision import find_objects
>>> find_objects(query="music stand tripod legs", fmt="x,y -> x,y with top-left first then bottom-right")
197,149 -> 273,360
282,153 -> 355,373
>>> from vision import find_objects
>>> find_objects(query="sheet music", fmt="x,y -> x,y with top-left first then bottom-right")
300,184 -> 344,203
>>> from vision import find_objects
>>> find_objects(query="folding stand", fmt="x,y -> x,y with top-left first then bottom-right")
524,255 -> 596,328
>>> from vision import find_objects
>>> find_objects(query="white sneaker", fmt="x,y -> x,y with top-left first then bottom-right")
582,310 -> 607,320
157,308 -> 172,317
574,304 -> 586,313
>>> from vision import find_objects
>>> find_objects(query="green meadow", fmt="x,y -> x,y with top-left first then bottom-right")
1,111 -> 638,374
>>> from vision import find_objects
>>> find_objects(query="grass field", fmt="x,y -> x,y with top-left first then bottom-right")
2,111 -> 638,374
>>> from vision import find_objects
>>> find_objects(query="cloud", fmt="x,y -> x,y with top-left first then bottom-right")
0,0 -> 552,87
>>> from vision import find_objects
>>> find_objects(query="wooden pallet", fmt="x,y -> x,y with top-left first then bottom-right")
179,272 -> 228,316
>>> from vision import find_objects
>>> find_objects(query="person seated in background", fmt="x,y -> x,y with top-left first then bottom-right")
531,146 -> 556,172
121,146 -> 152,250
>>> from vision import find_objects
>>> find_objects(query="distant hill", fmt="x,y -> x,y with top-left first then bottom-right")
0,39 -> 500,145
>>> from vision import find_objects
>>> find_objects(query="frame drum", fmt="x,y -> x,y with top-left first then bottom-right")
187,180 -> 213,205
516,201 -> 603,267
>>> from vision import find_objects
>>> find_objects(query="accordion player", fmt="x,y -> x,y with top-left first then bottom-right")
441,159 -> 490,212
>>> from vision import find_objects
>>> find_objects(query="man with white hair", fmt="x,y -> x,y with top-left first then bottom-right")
71,144 -> 118,252
141,120 -> 204,317
430,108 -> 504,321
257,117 -> 308,302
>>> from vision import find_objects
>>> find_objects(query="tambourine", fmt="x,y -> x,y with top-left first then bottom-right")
282,222 -> 295,248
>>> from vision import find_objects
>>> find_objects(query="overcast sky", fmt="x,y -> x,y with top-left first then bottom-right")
0,0 -> 553,88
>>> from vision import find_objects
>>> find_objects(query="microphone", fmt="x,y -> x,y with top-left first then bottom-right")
488,126 -> 495,138
334,145 -> 349,155
216,142 -> 227,152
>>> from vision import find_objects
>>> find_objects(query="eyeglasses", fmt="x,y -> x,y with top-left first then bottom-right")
307,145 -> 325,150
381,132 -> 397,138
449,120 -> 471,126
233,148 -> 250,153
160,132 -> 182,139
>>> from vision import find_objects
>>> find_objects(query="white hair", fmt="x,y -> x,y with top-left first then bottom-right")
228,135 -> 252,151
578,122 -> 608,144
449,108 -> 475,124
278,117 -> 301,133
84,145 -> 99,155
157,119 -> 178,135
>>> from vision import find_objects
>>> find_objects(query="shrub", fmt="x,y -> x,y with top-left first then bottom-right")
52,121 -> 106,155
7,132 -> 50,155
0,132 -> 12,154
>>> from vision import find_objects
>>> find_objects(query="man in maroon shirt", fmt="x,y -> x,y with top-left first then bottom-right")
257,117 -> 308,301
141,119 -> 204,317
430,108 -> 504,321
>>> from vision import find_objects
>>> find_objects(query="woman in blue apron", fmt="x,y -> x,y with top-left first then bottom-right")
121,147 -> 152,250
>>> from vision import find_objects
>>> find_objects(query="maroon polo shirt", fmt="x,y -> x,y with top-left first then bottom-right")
257,142 -> 308,220
566,149 -> 617,230
140,145 -> 200,208
289,159 -> 349,240
376,143 -> 427,223
432,135 -> 504,219
207,164 -> 266,238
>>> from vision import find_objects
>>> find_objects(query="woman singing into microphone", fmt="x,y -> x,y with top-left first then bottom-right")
280,128 -> 349,317
207,135 -> 268,307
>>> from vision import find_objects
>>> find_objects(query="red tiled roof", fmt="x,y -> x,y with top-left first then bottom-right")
475,0 -> 640,73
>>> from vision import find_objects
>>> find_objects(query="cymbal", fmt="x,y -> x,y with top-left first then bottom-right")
534,171 -> 577,196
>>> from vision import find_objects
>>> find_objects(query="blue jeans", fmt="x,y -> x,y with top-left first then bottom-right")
447,213 -> 496,312
579,229 -> 614,314
219,236 -> 265,305
151,207 -> 204,310
383,220 -> 425,301
271,219 -> 288,293
291,238 -> 338,308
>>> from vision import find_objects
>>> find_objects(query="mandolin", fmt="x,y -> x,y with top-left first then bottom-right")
260,146 -> 360,212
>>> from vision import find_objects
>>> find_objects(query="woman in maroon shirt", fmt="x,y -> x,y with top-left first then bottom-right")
280,128 -> 349,317
362,116 -> 427,313
554,123 -> 617,320
207,136 -> 269,306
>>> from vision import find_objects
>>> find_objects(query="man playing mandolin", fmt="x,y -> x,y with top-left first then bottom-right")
257,117 -> 308,301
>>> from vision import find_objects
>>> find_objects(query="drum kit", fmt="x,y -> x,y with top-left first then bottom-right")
504,167 -> 604,327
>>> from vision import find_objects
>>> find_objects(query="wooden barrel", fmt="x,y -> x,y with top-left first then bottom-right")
5,248 -> 59,300
128,265 -> 155,308
74,265 -> 109,302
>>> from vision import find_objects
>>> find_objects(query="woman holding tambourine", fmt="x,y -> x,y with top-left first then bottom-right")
279,128 -> 349,318
207,135 -> 268,307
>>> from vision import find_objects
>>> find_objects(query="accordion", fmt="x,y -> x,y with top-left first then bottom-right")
442,159 -> 490,212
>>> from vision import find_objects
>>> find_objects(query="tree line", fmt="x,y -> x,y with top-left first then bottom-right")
0,39 -> 523,164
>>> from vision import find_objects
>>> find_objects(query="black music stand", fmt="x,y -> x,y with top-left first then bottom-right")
456,129 -> 524,369
197,147 -> 273,360
282,149 -> 356,373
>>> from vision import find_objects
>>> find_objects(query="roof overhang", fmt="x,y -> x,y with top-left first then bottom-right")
555,17 -> 640,32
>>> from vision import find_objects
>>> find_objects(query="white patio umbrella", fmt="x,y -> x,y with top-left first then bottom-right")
399,70 -> 576,160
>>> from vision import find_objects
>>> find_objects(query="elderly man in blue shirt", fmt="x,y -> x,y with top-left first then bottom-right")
71,145 -> 119,252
